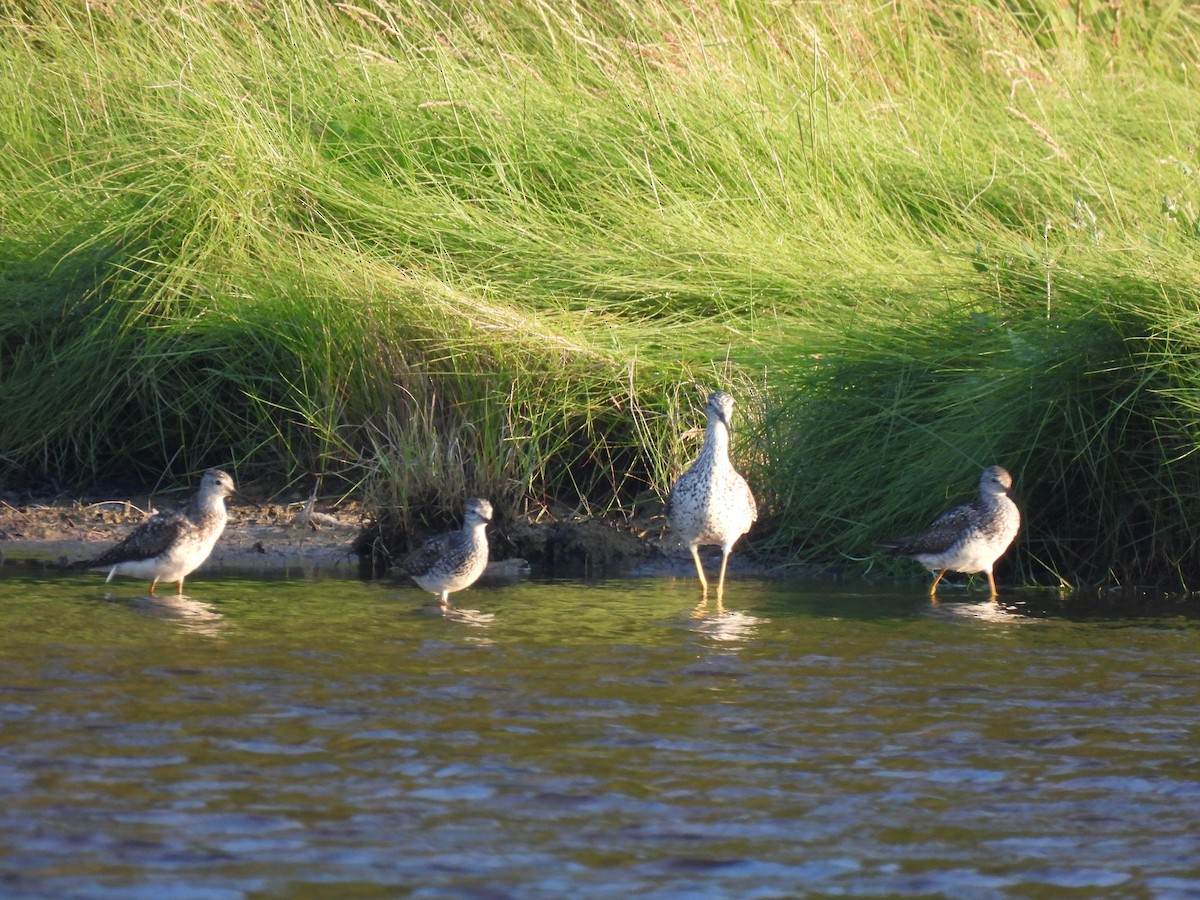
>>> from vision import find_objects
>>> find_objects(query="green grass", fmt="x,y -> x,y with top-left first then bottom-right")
3,0 -> 1200,585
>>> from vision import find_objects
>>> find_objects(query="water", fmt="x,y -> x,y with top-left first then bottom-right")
2,568 -> 1199,898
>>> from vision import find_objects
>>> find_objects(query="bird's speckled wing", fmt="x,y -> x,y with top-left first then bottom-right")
397,532 -> 455,578
89,510 -> 189,567
663,467 -> 694,520
738,474 -> 758,523
878,502 -> 975,557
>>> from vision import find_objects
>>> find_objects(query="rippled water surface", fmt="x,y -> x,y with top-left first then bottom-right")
2,567 -> 1199,898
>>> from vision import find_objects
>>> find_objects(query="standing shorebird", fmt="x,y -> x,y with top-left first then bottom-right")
875,465 -> 1020,600
666,390 -> 758,603
81,468 -> 236,595
399,498 -> 492,607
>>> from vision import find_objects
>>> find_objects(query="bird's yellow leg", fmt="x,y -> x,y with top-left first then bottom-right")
716,550 -> 731,605
149,579 -> 159,596
928,569 -> 946,600
689,545 -> 708,598
987,570 -> 998,599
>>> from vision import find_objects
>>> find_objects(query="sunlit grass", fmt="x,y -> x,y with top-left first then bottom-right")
3,1 -> 1200,583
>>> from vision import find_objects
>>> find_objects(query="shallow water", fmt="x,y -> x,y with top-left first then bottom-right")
1,568 -> 1199,898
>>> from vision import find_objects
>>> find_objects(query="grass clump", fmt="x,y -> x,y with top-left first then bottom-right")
760,247 -> 1200,590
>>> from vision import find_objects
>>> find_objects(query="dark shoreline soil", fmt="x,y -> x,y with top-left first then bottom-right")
0,487 -> 778,583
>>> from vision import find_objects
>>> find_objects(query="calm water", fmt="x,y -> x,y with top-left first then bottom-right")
1,567 -> 1199,899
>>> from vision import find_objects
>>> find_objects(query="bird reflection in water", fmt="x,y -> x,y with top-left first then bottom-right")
420,601 -> 495,628
924,597 -> 1027,626
688,605 -> 765,644
120,592 -> 227,636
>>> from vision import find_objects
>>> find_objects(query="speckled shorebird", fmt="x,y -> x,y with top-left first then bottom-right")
666,391 -> 758,602
875,465 -> 1020,600
82,468 -> 236,595
399,498 -> 492,607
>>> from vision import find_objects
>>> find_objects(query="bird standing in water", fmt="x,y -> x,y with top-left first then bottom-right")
81,468 -> 236,595
666,391 -> 758,604
875,465 -> 1020,600
399,498 -> 493,607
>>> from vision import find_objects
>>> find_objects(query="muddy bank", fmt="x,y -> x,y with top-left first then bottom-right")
0,489 -> 774,582
0,489 -> 368,578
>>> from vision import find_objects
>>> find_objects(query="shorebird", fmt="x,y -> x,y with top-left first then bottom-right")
875,465 -> 1020,599
398,498 -> 492,607
666,390 -> 758,603
81,468 -> 236,595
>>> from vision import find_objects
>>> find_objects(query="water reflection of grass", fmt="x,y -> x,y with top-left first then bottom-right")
3,3 -> 1200,588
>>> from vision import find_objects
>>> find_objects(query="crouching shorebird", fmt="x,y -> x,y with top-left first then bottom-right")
399,498 -> 492,608
875,465 -> 1020,600
80,468 -> 237,595
666,390 -> 758,604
